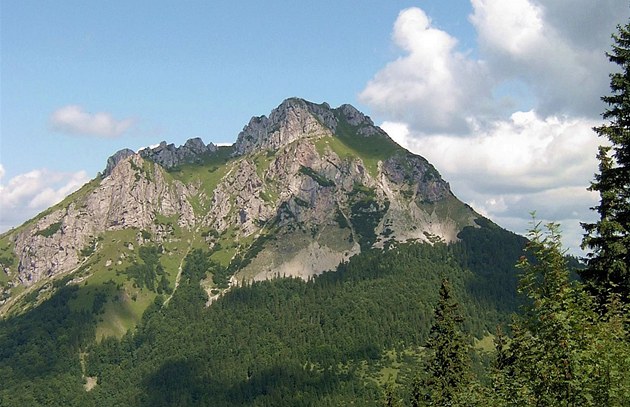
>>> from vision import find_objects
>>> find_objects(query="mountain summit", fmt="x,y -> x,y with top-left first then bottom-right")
0,98 -> 480,322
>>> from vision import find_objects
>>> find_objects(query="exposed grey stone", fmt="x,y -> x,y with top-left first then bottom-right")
382,154 -> 451,203
338,104 -> 373,126
4,98 -> 477,295
104,149 -> 135,177
10,155 -> 197,285
233,98 -> 336,156
139,138 -> 217,169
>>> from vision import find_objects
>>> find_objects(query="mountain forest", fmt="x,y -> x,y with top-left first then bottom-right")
0,20 -> 629,407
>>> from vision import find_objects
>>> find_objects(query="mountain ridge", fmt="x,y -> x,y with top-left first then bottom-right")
102,98 -> 388,175
0,97 -> 533,405
0,98 -> 480,325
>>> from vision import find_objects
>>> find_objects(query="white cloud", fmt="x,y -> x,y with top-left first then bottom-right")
470,0 -> 545,58
50,105 -> 135,137
381,112 -> 601,254
0,168 -> 90,232
385,112 -> 601,194
469,0 -> 623,117
362,2 -> 623,127
359,7 -> 493,133
362,1 -> 629,255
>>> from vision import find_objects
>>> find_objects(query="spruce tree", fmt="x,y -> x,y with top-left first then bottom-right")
409,376 -> 422,407
582,20 -> 630,304
423,279 -> 474,406
489,325 -> 512,404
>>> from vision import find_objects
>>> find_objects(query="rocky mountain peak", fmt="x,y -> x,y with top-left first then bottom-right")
233,98 -> 338,156
1,97 -> 481,318
232,98 -> 392,157
104,148 -> 135,177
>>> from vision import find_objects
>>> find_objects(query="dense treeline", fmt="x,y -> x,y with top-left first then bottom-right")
84,229 -> 521,406
0,221 -> 525,406
1,216 -> 627,406
0,285 -> 97,405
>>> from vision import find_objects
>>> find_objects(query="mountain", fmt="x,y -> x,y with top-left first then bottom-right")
0,98 -> 481,321
0,98 -> 531,405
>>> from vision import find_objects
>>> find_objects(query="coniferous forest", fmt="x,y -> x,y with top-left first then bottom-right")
2,18 -> 630,407
0,220 -> 526,406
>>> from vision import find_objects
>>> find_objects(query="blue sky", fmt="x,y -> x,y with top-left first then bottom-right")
1,0 -> 629,254
2,1 -> 473,177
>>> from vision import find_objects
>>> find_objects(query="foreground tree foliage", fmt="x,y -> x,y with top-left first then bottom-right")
581,20 -> 630,305
492,221 -> 630,407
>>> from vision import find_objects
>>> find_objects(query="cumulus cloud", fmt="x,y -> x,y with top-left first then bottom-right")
381,111 -> 601,253
361,1 -> 628,254
469,0 -> 624,117
359,8 -> 493,133
384,112 -> 601,193
362,1 -> 623,128
0,168 -> 90,232
50,105 -> 135,137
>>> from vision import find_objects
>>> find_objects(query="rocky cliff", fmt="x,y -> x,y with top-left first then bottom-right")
0,98 -> 480,315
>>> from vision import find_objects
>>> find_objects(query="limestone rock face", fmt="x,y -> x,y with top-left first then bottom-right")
206,159 -> 274,236
233,98 -> 336,155
10,155 -> 196,285
338,104 -> 369,126
382,154 -> 450,203
138,138 -> 217,169
104,148 -> 135,177
1,97 -> 480,297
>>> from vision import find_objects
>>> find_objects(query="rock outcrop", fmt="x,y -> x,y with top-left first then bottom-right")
233,98 -> 335,155
1,97 -> 479,303
104,148 -> 135,177
138,137 -> 218,169
104,137 -> 218,176
10,155 -> 196,285
232,98 -> 389,157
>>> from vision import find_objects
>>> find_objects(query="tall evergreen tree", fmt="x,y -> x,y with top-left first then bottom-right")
423,279 -> 475,406
582,20 -> 630,304
489,325 -> 512,404
410,376 -> 422,407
